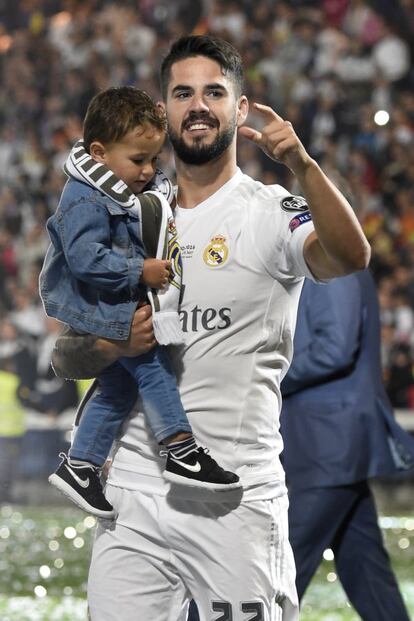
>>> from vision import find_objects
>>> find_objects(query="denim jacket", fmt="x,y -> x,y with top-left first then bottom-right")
39,178 -> 146,340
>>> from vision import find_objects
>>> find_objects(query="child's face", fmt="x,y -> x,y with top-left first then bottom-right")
97,123 -> 165,194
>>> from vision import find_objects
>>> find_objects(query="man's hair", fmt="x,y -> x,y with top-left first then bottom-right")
83,86 -> 166,152
160,35 -> 244,98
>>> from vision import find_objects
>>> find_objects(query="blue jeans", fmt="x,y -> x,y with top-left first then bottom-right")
69,346 -> 191,466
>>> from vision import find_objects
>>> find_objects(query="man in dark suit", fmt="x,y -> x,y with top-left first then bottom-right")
280,270 -> 414,620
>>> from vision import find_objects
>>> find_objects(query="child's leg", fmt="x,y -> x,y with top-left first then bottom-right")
120,347 -> 241,490
48,363 -> 137,519
70,361 -> 138,466
119,346 -> 190,445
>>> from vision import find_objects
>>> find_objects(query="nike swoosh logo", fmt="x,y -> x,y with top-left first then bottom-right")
65,465 -> 90,488
171,458 -> 202,473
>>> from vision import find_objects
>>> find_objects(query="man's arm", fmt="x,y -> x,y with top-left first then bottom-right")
239,103 -> 371,280
52,305 -> 156,379
52,327 -> 114,379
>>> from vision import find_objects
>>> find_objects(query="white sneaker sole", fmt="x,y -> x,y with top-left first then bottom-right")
48,474 -> 116,520
163,471 -> 242,491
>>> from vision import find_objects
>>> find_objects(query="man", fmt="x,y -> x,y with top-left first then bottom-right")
0,355 -> 26,504
280,270 -> 414,620
52,35 -> 370,621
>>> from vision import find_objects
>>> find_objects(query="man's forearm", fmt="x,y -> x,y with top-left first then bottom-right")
298,159 -> 370,277
52,306 -> 155,379
51,327 -> 117,379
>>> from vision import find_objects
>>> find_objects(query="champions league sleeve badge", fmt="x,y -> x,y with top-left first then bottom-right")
281,195 -> 309,212
289,211 -> 312,232
203,234 -> 229,267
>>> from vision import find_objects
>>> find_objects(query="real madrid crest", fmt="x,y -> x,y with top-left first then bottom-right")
203,234 -> 229,267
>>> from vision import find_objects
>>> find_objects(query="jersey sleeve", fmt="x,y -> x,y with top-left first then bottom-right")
250,187 -> 317,283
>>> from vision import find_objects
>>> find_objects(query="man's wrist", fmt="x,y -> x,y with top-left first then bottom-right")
95,337 -> 123,364
291,156 -> 317,183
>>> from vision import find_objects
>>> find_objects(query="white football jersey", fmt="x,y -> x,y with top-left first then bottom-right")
109,168 -> 316,500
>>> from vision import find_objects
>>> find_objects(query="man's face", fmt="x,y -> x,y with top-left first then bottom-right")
164,56 -> 246,165
93,123 -> 165,194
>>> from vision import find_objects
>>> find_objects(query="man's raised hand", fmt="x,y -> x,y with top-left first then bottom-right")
238,103 -> 312,177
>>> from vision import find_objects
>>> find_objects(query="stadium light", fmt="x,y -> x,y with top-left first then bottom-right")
374,110 -> 390,126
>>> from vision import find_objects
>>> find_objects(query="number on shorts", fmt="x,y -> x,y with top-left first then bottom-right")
212,601 -> 232,621
211,601 -> 264,621
241,602 -> 264,621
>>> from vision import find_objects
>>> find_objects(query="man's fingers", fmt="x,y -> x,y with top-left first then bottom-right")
253,102 -> 284,123
131,305 -> 153,334
238,125 -> 262,143
134,304 -> 152,320
239,103 -> 285,147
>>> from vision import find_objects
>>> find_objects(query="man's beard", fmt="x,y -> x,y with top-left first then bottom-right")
168,117 -> 237,166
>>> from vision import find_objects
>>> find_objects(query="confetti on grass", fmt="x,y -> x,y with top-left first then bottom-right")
1,505 -> 413,621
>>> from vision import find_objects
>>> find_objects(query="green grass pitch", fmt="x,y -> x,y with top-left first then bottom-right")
1,505 -> 413,620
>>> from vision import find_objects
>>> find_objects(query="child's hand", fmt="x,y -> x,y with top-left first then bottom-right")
142,259 -> 171,289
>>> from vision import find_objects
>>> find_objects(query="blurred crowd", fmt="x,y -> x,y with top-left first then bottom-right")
0,0 -> 414,419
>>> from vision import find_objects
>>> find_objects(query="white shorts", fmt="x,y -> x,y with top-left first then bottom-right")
88,484 -> 299,621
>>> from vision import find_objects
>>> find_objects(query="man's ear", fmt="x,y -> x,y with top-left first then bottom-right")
89,141 -> 107,163
236,95 -> 249,127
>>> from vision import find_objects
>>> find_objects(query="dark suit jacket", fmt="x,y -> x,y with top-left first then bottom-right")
280,270 -> 414,491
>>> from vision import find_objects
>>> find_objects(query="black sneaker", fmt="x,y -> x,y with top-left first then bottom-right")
163,448 -> 241,491
48,453 -> 116,519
